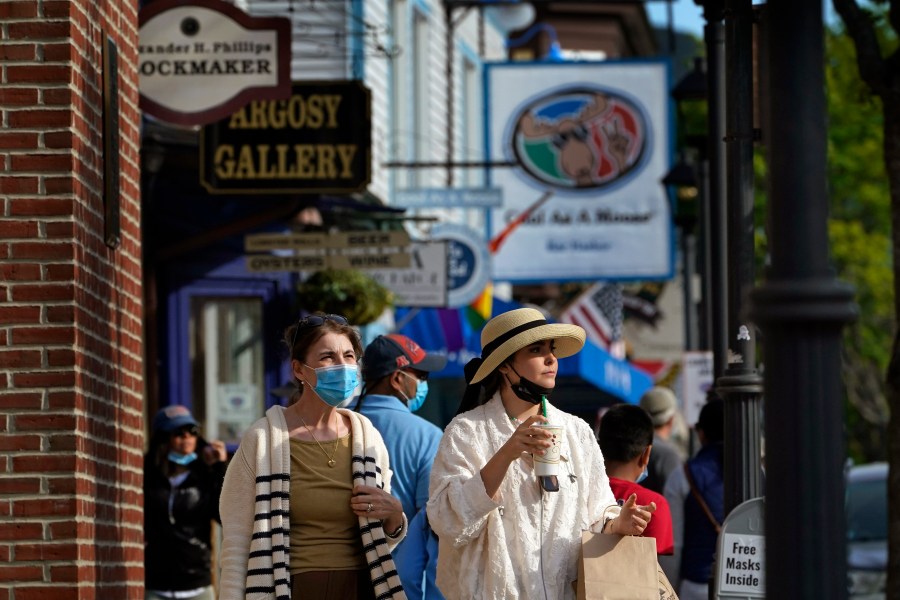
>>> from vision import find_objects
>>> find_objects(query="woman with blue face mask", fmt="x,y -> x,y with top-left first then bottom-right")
144,406 -> 228,600
218,313 -> 407,600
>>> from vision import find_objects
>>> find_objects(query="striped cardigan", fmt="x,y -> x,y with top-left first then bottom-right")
218,405 -> 408,600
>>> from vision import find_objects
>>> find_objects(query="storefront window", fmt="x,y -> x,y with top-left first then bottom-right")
190,297 -> 265,445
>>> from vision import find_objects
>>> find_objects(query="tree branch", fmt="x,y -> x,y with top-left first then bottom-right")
833,0 -> 889,96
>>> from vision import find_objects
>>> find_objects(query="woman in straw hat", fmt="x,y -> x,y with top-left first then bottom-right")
427,307 -> 656,599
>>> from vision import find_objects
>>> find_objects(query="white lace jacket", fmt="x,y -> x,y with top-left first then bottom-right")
427,395 -> 618,599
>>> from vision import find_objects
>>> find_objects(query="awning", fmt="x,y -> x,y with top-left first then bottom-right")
395,300 -> 652,405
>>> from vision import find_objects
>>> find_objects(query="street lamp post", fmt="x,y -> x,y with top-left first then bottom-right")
749,1 -> 856,597
662,156 -> 700,352
697,0 -> 729,381
716,0 -> 764,515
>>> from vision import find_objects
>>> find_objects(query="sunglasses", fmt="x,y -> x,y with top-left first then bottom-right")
289,313 -> 349,350
172,426 -> 199,438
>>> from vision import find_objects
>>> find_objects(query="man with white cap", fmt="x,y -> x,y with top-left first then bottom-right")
639,386 -> 684,494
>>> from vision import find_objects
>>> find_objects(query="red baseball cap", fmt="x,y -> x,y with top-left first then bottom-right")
362,334 -> 448,382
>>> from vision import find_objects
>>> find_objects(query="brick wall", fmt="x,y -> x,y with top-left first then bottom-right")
0,1 -> 143,598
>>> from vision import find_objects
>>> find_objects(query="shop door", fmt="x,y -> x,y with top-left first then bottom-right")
168,279 -> 284,447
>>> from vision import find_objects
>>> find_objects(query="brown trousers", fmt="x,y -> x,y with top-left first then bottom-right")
291,569 -> 375,600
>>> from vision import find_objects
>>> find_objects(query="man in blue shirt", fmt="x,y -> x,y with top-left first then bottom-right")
355,334 -> 447,599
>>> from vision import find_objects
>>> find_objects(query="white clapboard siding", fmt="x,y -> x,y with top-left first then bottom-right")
242,0 -> 350,81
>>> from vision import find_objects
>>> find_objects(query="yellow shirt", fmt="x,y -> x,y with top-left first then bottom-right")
288,434 -> 366,574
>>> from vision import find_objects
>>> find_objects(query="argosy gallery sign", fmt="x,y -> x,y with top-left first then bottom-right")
138,0 -> 291,126
199,81 -> 372,194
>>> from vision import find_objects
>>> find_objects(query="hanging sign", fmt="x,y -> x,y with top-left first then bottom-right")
138,0 -> 291,126
200,80 -> 372,194
430,224 -> 490,308
485,61 -> 673,281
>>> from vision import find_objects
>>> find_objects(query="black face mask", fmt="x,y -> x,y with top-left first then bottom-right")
507,366 -> 553,405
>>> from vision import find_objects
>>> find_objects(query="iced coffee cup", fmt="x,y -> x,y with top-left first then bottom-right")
533,423 -> 563,476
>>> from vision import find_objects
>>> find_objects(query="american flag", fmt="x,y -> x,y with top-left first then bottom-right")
560,283 -> 626,358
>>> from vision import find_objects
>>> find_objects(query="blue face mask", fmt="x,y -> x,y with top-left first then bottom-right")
636,466 -> 649,484
168,451 -> 197,466
399,371 -> 429,412
305,363 -> 359,407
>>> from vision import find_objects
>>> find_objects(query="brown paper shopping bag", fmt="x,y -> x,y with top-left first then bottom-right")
576,531 -> 661,600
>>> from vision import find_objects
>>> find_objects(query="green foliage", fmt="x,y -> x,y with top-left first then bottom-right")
823,20 -> 896,461
825,27 -> 890,233
296,269 -> 393,326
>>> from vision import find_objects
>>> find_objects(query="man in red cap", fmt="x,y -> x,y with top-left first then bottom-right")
354,333 -> 447,600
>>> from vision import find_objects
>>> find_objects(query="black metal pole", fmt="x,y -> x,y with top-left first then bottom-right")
702,1 -> 729,379
697,157 -> 713,351
682,228 -> 698,351
445,2 -> 454,187
749,1 -> 856,598
717,0 -> 763,515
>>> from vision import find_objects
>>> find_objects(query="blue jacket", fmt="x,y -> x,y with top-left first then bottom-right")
355,394 -> 442,521
392,509 -> 445,600
681,442 -> 724,584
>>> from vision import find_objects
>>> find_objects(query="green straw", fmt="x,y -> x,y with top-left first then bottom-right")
541,395 -> 548,418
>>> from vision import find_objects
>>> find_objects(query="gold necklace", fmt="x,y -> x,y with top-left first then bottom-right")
298,413 -> 340,467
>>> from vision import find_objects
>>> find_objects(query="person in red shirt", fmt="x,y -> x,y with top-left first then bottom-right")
598,403 -> 674,555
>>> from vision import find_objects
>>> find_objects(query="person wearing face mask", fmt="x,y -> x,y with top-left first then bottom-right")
354,334 -> 447,600
597,403 -> 674,556
427,308 -> 657,599
143,405 -> 228,600
355,334 -> 448,521
218,313 -> 407,600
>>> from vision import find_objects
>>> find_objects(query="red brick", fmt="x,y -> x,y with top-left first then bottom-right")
43,177 -> 74,194
43,43 -> 74,62
47,349 -> 74,367
0,435 -> 42,452
11,454 -> 76,473
0,392 -> 43,409
45,222 -> 75,238
10,283 -> 75,302
0,221 -> 39,238
47,435 -> 76,452
0,350 -> 41,368
43,2 -> 73,19
0,44 -> 36,61
9,198 -> 73,217
0,88 -> 38,106
0,133 -> 38,150
0,2 -> 38,18
0,177 -> 39,195
0,263 -> 41,280
12,328 -> 75,345
14,414 -> 76,431
44,264 -> 75,281
0,478 -> 41,494
41,88 -> 72,106
47,521 -> 76,539
7,22 -> 71,41
46,306 -> 75,323
0,523 -> 42,541
10,153 -> 72,172
10,242 -> 74,260
0,565 -> 42,581
16,588 -> 80,600
0,306 -> 41,324
7,110 -> 72,129
44,131 -> 73,149
13,498 -> 75,518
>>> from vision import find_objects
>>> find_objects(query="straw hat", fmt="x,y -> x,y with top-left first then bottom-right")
468,308 -> 586,384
